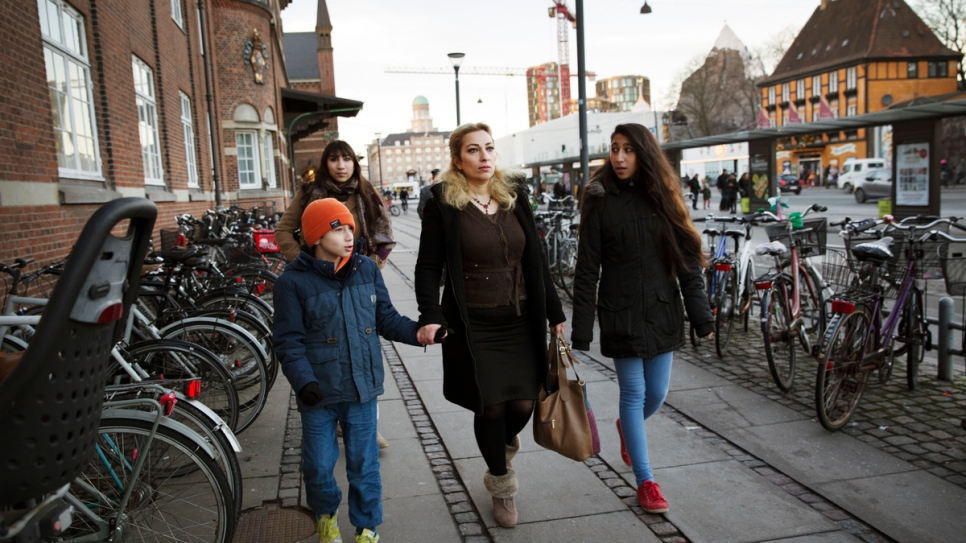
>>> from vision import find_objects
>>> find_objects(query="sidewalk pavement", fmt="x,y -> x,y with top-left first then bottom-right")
233,212 -> 966,543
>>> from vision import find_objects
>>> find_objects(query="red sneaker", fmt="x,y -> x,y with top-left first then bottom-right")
638,480 -> 669,514
615,419 -> 631,466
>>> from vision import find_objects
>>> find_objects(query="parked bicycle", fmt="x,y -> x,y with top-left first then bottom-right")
692,214 -> 759,357
816,216 -> 964,430
753,203 -> 828,392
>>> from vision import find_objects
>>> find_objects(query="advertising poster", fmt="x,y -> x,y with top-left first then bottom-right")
896,143 -> 929,206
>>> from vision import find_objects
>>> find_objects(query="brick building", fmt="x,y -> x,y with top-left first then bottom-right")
595,75 -> 650,113
0,0 -> 360,268
526,62 -> 564,127
758,0 -> 960,176
367,97 -> 450,189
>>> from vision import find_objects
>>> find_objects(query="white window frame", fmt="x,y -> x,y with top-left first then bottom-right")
846,67 -> 857,90
196,6 -> 204,55
133,56 -> 164,185
846,104 -> 858,117
812,75 -> 821,97
796,79 -> 805,100
781,83 -> 790,102
235,130 -> 260,190
39,0 -> 102,180
768,86 -> 776,106
262,132 -> 276,188
179,92 -> 199,188
171,0 -> 183,29
829,71 -> 839,93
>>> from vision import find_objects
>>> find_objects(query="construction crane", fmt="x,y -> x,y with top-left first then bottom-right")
549,0 -> 577,116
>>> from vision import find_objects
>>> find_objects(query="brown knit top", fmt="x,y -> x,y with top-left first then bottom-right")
459,206 -> 527,313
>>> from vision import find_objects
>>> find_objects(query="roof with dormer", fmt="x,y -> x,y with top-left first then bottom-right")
760,0 -> 960,85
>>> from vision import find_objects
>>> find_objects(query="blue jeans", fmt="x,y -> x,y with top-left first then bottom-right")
301,398 -> 381,530
614,352 -> 674,485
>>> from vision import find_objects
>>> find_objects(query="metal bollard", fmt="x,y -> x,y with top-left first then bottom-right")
938,296 -> 954,381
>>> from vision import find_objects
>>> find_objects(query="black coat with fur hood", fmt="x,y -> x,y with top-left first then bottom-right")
571,177 -> 713,359
414,182 -> 566,414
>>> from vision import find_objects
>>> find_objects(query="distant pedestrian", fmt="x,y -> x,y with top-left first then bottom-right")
725,174 -> 739,214
572,123 -> 713,516
688,175 -> 700,210
399,187 -> 410,214
702,182 -> 712,210
716,169 -> 729,211
417,169 -> 440,220
274,198 -> 428,543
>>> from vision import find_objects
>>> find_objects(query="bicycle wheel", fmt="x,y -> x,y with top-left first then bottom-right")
390,204 -> 401,217
195,289 -> 274,328
121,339 -> 240,431
225,267 -> 277,306
557,238 -> 577,300
66,416 -> 235,542
189,307 -> 278,390
799,266 -> 826,355
762,280 -> 797,392
816,307 -> 872,430
905,288 -> 926,390
741,261 -> 756,332
715,268 -> 738,358
160,319 -> 269,433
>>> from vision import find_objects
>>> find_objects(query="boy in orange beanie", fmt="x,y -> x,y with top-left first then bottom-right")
273,198 -> 425,543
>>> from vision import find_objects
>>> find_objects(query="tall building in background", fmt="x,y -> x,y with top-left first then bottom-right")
283,0 -> 340,176
527,62 -> 563,126
596,76 -> 650,112
368,97 -> 450,188
411,96 -> 435,133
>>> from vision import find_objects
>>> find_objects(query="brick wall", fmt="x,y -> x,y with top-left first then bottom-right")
0,0 -> 290,278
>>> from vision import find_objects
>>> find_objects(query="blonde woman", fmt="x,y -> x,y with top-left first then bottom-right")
414,123 -> 566,528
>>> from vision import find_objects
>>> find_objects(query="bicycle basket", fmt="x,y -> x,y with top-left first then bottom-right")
253,229 -> 280,254
939,241 -> 966,296
821,248 -> 856,292
765,217 -> 827,256
159,228 -> 187,251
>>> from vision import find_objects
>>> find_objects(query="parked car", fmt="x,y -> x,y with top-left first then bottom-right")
837,158 -> 886,192
854,168 -> 892,203
778,174 -> 802,195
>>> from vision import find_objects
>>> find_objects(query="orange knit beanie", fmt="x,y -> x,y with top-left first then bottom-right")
301,198 -> 355,246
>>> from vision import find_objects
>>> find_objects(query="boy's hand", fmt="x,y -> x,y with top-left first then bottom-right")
298,382 -> 324,406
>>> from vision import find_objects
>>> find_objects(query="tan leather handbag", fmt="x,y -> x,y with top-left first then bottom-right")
533,336 -> 594,461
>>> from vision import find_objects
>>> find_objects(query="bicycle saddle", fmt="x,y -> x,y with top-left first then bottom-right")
153,246 -> 202,262
703,229 -> 720,236
755,241 -> 788,256
724,229 -> 745,240
851,236 -> 895,262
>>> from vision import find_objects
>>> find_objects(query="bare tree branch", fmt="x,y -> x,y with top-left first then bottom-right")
916,0 -> 966,88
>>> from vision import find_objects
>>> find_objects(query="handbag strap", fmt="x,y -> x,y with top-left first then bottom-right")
548,336 -> 582,400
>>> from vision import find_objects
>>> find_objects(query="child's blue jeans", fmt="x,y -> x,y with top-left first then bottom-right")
301,398 -> 381,530
614,352 -> 674,485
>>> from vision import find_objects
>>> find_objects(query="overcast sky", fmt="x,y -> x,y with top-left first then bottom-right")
280,0 -> 821,156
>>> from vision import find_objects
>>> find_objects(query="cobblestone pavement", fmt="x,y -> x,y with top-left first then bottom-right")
679,322 -> 966,490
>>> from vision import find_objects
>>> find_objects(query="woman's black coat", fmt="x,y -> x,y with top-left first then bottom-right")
414,183 -> 566,414
571,178 -> 714,359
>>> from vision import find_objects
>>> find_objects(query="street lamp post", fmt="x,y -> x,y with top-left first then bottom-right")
375,132 -> 384,188
448,52 -> 465,126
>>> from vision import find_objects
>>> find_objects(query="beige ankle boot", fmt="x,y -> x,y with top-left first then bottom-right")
505,435 -> 521,468
484,468 -> 519,528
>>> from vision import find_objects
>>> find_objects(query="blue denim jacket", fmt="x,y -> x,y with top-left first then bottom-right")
273,250 -> 420,409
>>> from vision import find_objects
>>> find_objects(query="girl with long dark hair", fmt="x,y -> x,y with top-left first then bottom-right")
276,140 -> 395,268
571,123 -> 713,514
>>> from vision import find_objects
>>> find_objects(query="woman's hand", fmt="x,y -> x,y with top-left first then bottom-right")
418,324 -> 444,345
551,322 -> 566,337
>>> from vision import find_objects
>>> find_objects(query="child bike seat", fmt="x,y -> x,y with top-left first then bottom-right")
851,236 -> 895,262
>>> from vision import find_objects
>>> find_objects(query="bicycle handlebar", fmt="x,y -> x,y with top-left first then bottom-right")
886,216 -> 961,231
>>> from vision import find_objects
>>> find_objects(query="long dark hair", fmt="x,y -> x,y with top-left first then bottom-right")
299,140 -> 382,209
584,123 -> 705,276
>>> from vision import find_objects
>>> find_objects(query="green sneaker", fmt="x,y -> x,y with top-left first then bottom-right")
316,511 -> 341,543
354,528 -> 379,543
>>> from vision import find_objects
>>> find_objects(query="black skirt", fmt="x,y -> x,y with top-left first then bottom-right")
467,305 -> 542,406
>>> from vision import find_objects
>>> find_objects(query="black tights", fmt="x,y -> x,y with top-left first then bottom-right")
474,399 -> 534,476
